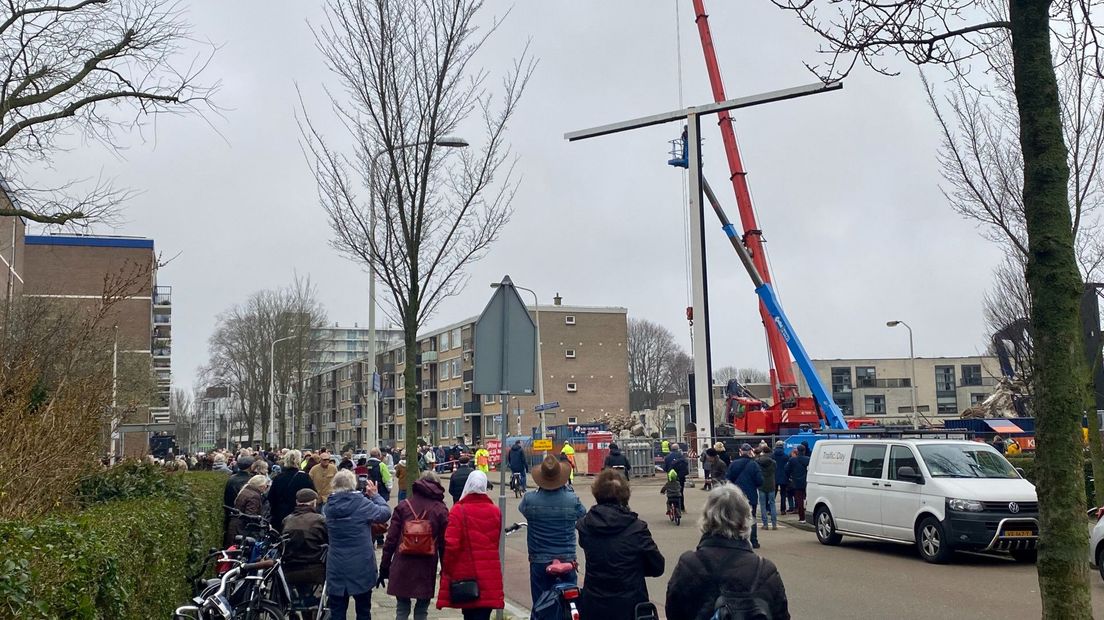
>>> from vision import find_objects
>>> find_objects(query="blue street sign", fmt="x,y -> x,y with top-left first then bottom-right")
534,401 -> 560,412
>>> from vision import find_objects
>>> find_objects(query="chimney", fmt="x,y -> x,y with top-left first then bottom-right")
553,293 -> 562,306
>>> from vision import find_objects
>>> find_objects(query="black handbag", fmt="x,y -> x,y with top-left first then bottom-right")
448,506 -> 481,603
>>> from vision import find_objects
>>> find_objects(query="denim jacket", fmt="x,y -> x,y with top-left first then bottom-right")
518,487 -> 586,563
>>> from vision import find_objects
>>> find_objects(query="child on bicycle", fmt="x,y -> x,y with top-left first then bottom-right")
661,469 -> 683,516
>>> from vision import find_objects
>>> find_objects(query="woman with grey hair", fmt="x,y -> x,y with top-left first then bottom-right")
228,475 -> 270,542
665,485 -> 789,620
324,468 -> 391,620
269,448 -> 316,532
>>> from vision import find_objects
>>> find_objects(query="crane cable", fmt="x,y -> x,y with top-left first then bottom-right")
675,0 -> 694,351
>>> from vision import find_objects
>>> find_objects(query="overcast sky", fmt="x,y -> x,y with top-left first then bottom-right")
32,1 -> 1006,393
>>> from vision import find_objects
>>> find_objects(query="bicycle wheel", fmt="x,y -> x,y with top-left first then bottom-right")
232,599 -> 287,620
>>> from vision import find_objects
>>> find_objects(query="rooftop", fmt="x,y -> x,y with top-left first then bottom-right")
25,234 -> 154,249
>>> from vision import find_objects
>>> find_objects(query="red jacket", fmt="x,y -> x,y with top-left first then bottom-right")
436,493 -> 504,610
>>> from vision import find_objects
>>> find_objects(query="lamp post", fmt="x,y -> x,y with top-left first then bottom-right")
491,282 -> 546,441
887,320 -> 919,429
367,136 -> 469,453
270,333 -> 298,449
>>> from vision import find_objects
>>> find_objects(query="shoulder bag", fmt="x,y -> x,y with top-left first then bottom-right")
448,505 -> 481,603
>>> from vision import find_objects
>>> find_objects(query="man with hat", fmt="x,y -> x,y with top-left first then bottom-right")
282,488 -> 328,591
309,450 -> 338,503
726,443 -> 764,549
519,455 -> 587,609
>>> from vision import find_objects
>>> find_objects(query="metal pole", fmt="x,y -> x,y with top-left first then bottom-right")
687,113 -> 715,467
111,325 -> 118,463
907,324 -> 919,429
497,392 -> 508,620
368,151 -> 381,454
517,286 -> 545,439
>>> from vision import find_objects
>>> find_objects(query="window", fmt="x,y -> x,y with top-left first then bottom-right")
453,359 -> 462,378
848,445 -> 886,478
440,331 -> 449,351
898,405 -> 931,413
439,390 -> 448,410
452,388 -> 462,408
887,446 -> 920,481
568,417 -> 578,425
565,315 -> 576,325
483,393 -> 495,404
937,396 -> 958,415
934,365 -> 955,394
565,349 -> 576,359
856,366 -> 877,388
830,367 -> 852,393
961,364 -> 983,387
397,348 -> 405,364
452,328 -> 461,349
567,382 -> 578,392
438,362 -> 447,382
864,394 -> 886,415
970,393 -> 989,406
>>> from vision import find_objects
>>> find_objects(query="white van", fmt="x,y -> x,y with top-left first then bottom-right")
806,439 -> 1038,563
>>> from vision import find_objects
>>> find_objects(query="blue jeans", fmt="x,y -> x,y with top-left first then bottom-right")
759,490 -> 778,527
329,590 -> 372,620
529,561 -> 576,614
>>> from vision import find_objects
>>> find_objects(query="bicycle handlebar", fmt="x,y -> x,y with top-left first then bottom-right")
505,522 -> 527,535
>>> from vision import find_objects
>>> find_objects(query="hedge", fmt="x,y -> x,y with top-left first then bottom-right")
0,465 -> 227,620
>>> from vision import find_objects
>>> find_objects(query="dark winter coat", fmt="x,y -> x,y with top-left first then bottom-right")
576,503 -> 665,620
282,504 -> 328,570
663,450 -> 689,481
322,490 -> 391,596
380,478 -> 449,601
785,455 -> 810,491
449,464 -> 474,504
268,468 -> 315,532
223,470 -> 252,544
726,456 -> 764,507
665,535 -> 789,620
228,485 -> 265,543
603,448 -> 631,473
756,454 -> 777,494
436,493 -> 504,610
709,456 -> 728,482
507,444 -> 529,474
772,447 -> 790,486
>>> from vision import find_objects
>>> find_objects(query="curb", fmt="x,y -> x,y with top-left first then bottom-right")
780,516 -> 815,533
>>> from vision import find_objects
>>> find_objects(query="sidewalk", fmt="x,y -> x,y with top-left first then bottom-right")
778,510 -> 814,532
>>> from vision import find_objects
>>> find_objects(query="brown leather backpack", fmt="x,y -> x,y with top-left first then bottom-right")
398,500 -> 435,556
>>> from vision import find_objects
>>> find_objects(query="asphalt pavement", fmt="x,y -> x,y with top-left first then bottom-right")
496,474 -> 1104,619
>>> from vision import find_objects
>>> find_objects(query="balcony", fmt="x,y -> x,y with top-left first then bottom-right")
153,315 -> 171,325
462,339 -> 472,352
381,387 -> 396,398
420,408 -> 438,420
960,377 -> 998,387
420,379 -> 437,392
153,347 -> 171,358
154,286 -> 172,306
381,362 -> 396,373
463,369 -> 474,383
856,378 -> 912,389
421,351 -> 438,364
463,401 -> 481,415
324,422 -> 336,431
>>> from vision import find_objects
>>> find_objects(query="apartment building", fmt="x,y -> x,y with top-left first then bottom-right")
22,234 -> 171,455
794,356 -> 1000,420
301,298 -> 630,450
309,323 -> 402,373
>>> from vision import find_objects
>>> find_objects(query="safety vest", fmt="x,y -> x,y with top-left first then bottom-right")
661,440 -> 670,454
475,448 -> 490,473
561,444 -> 576,480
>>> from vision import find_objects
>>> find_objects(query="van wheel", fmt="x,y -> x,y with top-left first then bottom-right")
1010,549 -> 1037,563
1097,546 -> 1104,582
814,507 -> 842,545
916,517 -> 953,564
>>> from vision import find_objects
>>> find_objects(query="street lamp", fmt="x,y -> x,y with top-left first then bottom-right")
490,281 -> 546,441
270,332 -> 298,449
367,136 -> 469,452
887,320 -> 919,429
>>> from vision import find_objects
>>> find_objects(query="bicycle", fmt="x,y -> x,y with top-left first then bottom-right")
510,472 -> 525,498
506,523 -> 581,620
666,500 -> 682,526
174,559 -> 286,620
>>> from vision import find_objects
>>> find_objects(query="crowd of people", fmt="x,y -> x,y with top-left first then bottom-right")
200,438 -> 791,620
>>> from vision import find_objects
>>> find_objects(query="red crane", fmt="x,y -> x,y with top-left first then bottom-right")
690,0 -> 820,433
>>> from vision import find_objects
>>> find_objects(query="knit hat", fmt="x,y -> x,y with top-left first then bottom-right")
295,488 -> 319,503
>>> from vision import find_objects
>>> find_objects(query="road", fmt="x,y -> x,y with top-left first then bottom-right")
492,474 -> 1104,619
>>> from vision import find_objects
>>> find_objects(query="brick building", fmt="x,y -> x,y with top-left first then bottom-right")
301,300 -> 630,450
22,234 -> 171,455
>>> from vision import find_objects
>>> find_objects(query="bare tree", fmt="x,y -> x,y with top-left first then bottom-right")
713,366 -> 740,384
169,386 -> 193,452
301,0 -> 533,490
666,350 -> 693,399
716,367 -> 769,384
772,0 -> 1096,612
0,0 -> 215,227
205,279 -> 326,448
628,318 -> 680,410
983,254 -> 1036,402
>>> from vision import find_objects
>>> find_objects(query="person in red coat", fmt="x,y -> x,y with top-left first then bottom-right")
378,471 -> 450,620
437,470 -> 504,620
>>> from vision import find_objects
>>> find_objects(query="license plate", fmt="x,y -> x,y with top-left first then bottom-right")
1004,530 -> 1033,537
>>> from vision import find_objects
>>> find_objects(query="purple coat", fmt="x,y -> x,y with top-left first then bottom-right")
380,478 -> 449,600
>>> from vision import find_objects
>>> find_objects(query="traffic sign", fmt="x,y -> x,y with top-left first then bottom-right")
534,401 -> 560,412
473,275 -> 537,396
532,439 -> 553,451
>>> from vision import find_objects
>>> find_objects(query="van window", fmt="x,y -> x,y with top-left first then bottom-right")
887,445 -> 920,481
848,445 -> 886,478
918,444 -> 1019,479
